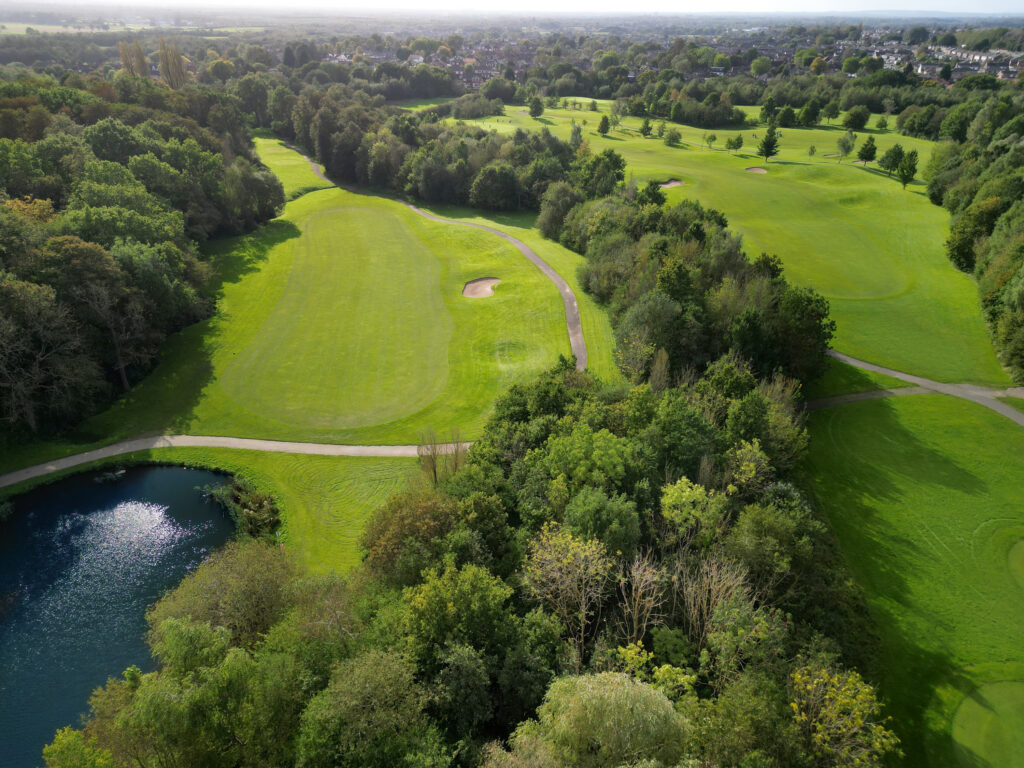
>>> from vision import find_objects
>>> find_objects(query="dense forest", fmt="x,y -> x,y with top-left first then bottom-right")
0,68 -> 283,438
926,87 -> 1024,378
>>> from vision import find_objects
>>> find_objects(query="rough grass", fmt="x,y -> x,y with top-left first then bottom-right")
801,395 -> 1024,767
464,103 -> 1008,385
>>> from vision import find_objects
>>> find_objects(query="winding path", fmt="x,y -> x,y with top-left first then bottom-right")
6,148 -> 1024,493
805,351 -> 1024,426
0,436 -> 468,491
298,148 -> 587,370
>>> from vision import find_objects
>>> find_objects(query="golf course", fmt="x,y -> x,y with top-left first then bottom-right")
445,101 -> 1024,765
0,137 -> 618,570
461,101 -> 1009,386
3,111 -> 1022,766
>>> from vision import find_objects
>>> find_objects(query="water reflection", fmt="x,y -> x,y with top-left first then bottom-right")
0,466 -> 232,767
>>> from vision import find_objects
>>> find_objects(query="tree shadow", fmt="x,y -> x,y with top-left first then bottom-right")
532,116 -> 555,126
70,219 -> 302,442
799,397 -> 990,764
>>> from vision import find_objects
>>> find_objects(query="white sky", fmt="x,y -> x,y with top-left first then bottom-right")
22,0 -> 1024,18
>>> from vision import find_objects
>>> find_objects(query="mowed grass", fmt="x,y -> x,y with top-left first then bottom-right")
69,185 -> 570,445
463,103 -> 1008,385
252,136 -> 333,200
803,357 -> 910,400
802,395 -> 1024,767
419,204 -> 624,384
0,448 -> 416,573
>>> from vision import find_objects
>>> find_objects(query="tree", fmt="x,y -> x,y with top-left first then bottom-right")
0,273 -> 101,434
759,96 -> 777,124
750,56 -> 771,77
636,180 -> 666,207
808,144 -> 816,157
897,149 -> 918,189
776,106 -> 796,128
640,117 -> 652,136
524,525 -> 613,667
822,100 -> 840,124
43,728 -> 114,768
878,143 -> 904,177
790,660 -> 901,767
843,105 -> 870,131
876,115 -> 888,131
940,62 -> 953,81
597,114 -> 610,135
616,554 -> 666,644
836,130 -> 856,162
725,135 -> 744,154
538,181 -> 583,241
664,128 -> 681,147
403,563 -> 514,669
297,650 -> 443,768
811,56 -> 827,75
488,673 -> 687,768
857,135 -> 877,165
705,132 -> 718,149
529,97 -> 544,118
470,164 -> 520,210
757,124 -> 779,164
841,56 -> 861,74
157,38 -> 186,89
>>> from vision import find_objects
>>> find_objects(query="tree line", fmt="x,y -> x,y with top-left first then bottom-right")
0,69 -> 283,439
926,88 -> 1024,380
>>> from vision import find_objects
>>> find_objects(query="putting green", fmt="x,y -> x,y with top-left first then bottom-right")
802,395 -> 1024,766
464,104 -> 1008,385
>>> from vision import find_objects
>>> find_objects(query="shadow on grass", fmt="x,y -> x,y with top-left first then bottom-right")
70,219 -> 302,443
800,397 -> 988,765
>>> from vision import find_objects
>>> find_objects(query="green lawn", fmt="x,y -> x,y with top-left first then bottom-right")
394,96 -> 456,111
418,204 -> 624,384
0,448 -> 416,573
252,136 -> 333,200
463,103 -> 1008,385
802,395 -> 1024,767
803,357 -> 911,400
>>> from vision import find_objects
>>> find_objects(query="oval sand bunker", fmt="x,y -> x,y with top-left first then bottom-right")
745,167 -> 768,174
660,179 -> 685,188
463,277 -> 501,298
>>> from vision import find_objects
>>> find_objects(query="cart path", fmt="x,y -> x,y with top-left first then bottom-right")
803,351 -> 1024,426
0,436 -> 470,491
298,147 -> 587,370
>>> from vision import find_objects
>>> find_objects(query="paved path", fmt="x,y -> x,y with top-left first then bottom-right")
297,148 -> 587,370
0,436 -> 469,491
811,350 -> 1024,426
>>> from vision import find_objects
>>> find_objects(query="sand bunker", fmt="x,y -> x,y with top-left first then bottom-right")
745,167 -> 768,174
660,179 -> 685,188
823,153 -> 840,158
463,277 -> 501,298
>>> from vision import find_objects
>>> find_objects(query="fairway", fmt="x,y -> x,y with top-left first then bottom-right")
75,184 -> 571,444
464,104 -> 1008,385
802,395 -> 1024,767
252,135 -> 334,200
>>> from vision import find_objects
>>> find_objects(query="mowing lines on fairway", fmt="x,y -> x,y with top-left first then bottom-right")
803,395 -> 1024,768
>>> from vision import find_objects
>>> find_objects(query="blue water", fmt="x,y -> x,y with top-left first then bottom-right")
0,466 -> 233,767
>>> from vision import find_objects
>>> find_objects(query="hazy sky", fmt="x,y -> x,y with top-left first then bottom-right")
27,0 -> 1024,17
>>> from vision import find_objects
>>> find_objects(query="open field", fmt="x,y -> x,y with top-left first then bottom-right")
802,395 -> 1024,767
252,135 -> 333,200
462,102 -> 1008,385
394,96 -> 456,111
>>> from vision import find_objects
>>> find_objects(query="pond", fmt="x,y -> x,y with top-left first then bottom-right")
0,465 -> 233,767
